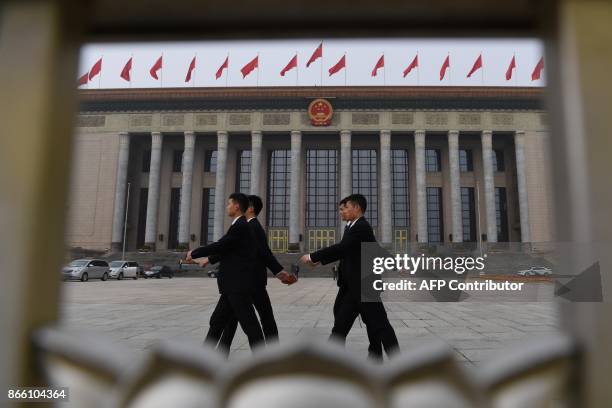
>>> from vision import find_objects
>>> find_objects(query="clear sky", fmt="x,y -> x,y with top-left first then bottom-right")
79,38 -> 545,89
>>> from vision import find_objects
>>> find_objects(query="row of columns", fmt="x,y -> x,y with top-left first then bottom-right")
110,128 -> 531,251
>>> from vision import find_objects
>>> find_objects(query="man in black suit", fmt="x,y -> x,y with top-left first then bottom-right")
200,195 -> 297,356
300,193 -> 399,360
187,193 -> 264,351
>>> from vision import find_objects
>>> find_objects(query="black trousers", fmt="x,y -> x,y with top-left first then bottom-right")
331,287 -> 399,360
218,287 -> 278,355
205,292 -> 264,352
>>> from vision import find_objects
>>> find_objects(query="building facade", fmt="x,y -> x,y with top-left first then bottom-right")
67,86 -> 554,253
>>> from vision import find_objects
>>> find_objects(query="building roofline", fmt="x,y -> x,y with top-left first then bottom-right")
78,86 -> 546,112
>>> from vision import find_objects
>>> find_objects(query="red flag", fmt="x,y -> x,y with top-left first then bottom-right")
120,57 -> 132,82
240,56 -> 259,78
531,57 -> 544,81
77,72 -> 89,86
505,56 -> 516,81
150,56 -> 163,80
185,56 -> 196,82
216,56 -> 229,79
467,54 -> 483,78
440,55 -> 450,80
328,55 -> 346,76
88,58 -> 102,80
280,54 -> 298,76
371,54 -> 384,77
306,43 -> 323,67
403,54 -> 418,77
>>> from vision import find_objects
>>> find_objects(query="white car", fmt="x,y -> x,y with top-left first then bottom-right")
109,260 -> 139,280
517,266 -> 552,276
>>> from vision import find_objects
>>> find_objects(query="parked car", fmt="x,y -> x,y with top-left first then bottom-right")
144,265 -> 174,279
109,260 -> 139,280
62,259 -> 110,282
517,266 -> 552,276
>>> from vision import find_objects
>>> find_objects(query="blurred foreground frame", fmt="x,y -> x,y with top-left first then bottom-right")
0,0 -> 611,406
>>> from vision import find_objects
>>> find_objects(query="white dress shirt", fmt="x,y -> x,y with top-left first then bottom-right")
231,216 -> 241,226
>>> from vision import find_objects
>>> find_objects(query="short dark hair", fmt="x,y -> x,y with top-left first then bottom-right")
338,197 -> 349,206
346,193 -> 367,212
247,195 -> 263,216
229,193 -> 249,213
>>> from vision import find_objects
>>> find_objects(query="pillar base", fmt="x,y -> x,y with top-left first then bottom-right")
110,242 -> 122,252
287,243 -> 301,253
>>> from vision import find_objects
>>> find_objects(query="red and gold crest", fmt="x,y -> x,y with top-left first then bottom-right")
308,98 -> 333,126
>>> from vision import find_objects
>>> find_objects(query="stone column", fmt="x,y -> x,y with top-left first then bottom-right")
340,129 -> 352,199
288,130 -> 302,251
481,130 -> 498,243
340,129 -> 352,238
111,132 -> 130,251
514,130 -> 531,242
213,130 -> 228,241
415,130 -> 428,243
379,129 -> 392,247
178,131 -> 195,248
144,132 -> 163,250
448,130 -> 463,243
250,130 -> 263,196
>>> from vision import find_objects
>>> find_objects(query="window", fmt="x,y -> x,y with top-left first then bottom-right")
492,149 -> 505,172
495,187 -> 509,242
461,187 -> 476,242
200,188 -> 215,245
426,187 -> 443,243
142,149 -> 151,172
267,150 -> 290,227
172,150 -> 183,173
137,188 -> 148,248
459,149 -> 473,172
392,149 -> 409,228
204,150 -> 217,172
352,149 -> 378,226
168,187 -> 181,248
235,150 -> 252,193
306,149 -> 338,228
425,148 -> 441,172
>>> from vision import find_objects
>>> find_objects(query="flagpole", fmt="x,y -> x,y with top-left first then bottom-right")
383,52 -> 386,86
226,53 -> 229,88
160,52 -> 164,88
130,53 -> 133,89
448,53 -> 451,86
320,41 -> 323,87
296,51 -> 299,87
344,53 -> 347,86
193,53 -> 197,88
257,52 -> 260,87
514,53 -> 518,87
417,51 -> 420,86
98,55 -> 103,89
481,51 -> 484,86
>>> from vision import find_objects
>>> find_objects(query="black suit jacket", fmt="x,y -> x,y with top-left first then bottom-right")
209,218 -> 283,287
190,216 -> 257,294
310,217 -> 376,298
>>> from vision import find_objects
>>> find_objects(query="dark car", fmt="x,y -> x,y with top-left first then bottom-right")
144,265 -> 174,279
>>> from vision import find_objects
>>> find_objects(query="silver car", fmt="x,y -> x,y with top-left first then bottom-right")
62,259 -> 110,282
517,266 -> 553,277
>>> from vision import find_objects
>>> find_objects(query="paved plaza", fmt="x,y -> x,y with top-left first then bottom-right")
59,277 -> 560,366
